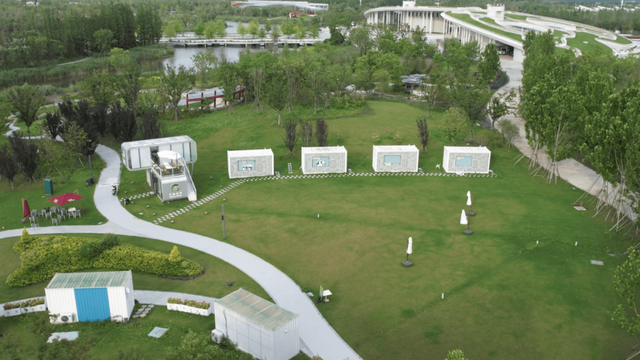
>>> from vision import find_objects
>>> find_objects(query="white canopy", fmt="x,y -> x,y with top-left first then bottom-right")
466,191 -> 472,206
406,237 -> 413,255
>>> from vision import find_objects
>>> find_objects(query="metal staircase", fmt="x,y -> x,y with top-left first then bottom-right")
177,155 -> 197,201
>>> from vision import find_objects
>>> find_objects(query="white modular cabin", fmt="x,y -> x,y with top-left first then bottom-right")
213,288 -> 299,360
45,271 -> 134,324
301,146 -> 347,174
228,149 -> 274,179
442,146 -> 491,174
372,145 -> 420,172
121,136 -> 197,171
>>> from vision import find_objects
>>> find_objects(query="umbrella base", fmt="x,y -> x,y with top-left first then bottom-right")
466,211 -> 476,216
463,230 -> 474,235
401,260 -> 414,267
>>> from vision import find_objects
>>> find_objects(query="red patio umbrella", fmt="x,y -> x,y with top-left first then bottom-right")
22,198 -> 30,218
47,192 -> 84,207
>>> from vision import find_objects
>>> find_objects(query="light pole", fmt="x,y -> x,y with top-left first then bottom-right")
222,204 -> 226,240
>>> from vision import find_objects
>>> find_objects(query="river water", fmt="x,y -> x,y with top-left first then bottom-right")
47,21 -> 329,88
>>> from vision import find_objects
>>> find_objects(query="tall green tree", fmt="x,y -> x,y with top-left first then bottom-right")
8,83 -> 45,139
612,246 -> 640,337
191,51 -> 218,84
215,59 -> 239,116
159,65 -> 195,122
265,62 -> 288,125
478,43 -> 501,83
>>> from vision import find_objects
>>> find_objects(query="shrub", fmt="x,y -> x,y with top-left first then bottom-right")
6,232 -> 204,288
167,297 -> 211,309
3,298 -> 45,310
101,234 -> 121,249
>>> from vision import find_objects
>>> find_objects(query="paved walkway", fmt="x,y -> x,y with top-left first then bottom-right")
495,59 -> 636,223
0,143 -> 361,360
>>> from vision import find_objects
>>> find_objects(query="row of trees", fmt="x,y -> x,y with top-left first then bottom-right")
0,3 -> 162,70
521,30 -> 640,230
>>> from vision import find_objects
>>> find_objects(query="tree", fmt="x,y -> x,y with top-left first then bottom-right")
306,61 -> 328,114
309,24 -> 320,39
478,43 -> 501,83
373,69 -> 390,96
215,60 -> 239,116
159,65 -> 195,122
109,102 -> 138,142
328,26 -> 345,46
44,112 -> 62,140
265,63 -> 288,125
271,25 -> 281,43
416,117 -> 430,153
139,113 -> 162,140
194,22 -> 206,36
281,21 -> 295,37
420,74 -> 442,119
203,21 -> 217,39
449,84 -> 492,140
191,51 -> 218,84
8,83 -> 45,139
443,107 -> 465,145
265,21 -> 272,33
109,48 -> 142,115
215,20 -> 227,38
249,67 -> 266,113
444,349 -> 468,360
92,29 -> 114,57
248,20 -> 260,38
136,5 -> 163,45
487,89 -> 516,129
283,120 -> 298,155
612,246 -> 640,338
237,23 -> 248,39
90,104 -> 109,137
82,70 -> 116,106
8,133 -> 40,182
258,27 -> 267,39
496,118 -> 518,147
299,120 -> 313,147
58,100 -> 101,180
349,24 -> 372,55
315,118 -> 329,147
0,144 -> 19,189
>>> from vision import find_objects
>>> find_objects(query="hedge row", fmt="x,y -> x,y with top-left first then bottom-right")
6,230 -> 204,288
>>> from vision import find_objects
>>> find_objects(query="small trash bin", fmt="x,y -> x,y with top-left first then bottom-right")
45,179 -> 54,195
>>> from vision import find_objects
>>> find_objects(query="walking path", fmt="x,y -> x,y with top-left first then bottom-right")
0,143 -> 361,360
495,59 -> 637,224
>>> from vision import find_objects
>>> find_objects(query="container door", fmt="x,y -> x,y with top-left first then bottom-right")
75,288 -> 111,322
129,149 -> 140,169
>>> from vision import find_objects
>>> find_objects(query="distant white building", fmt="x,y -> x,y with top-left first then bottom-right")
442,146 -> 491,174
228,149 -> 274,179
372,145 -> 420,172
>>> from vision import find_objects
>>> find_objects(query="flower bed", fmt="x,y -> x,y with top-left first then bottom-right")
166,297 -> 213,316
3,298 -> 47,317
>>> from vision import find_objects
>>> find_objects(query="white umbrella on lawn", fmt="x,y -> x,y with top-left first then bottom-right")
461,209 -> 473,235
403,237 -> 414,266
466,191 -> 475,215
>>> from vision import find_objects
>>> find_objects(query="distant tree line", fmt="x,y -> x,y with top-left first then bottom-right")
0,3 -> 162,70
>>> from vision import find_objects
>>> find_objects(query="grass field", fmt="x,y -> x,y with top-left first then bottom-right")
114,101 -> 636,359
566,32 -> 612,55
0,234 -> 270,304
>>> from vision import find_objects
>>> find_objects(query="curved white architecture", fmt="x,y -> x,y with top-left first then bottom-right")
365,1 -> 526,61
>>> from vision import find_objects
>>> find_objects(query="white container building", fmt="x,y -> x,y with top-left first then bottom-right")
228,149 -> 274,179
212,288 -> 299,360
301,146 -> 348,174
45,271 -> 135,324
442,146 -> 491,174
372,145 -> 420,172
121,136 -> 197,171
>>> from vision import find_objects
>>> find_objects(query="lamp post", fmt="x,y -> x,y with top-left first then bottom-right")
222,204 -> 226,240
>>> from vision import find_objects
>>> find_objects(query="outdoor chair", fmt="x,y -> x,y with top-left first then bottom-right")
29,216 -> 38,223
31,209 -> 38,217
51,218 -> 58,226
30,223 -> 39,228
76,209 -> 82,218
57,214 -> 63,222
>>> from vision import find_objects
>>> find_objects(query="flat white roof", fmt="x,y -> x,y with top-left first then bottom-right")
373,145 -> 419,152
444,146 -> 491,153
301,146 -> 347,154
228,149 -> 274,157
121,136 -> 194,150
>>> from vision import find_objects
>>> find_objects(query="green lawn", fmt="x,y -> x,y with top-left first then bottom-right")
567,32 -> 613,55
0,234 -> 270,304
506,14 -> 529,21
115,101 -> 635,359
0,306 -> 309,359
447,13 -> 523,43
613,35 -> 632,44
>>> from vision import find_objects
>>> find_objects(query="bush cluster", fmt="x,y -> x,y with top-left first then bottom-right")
330,94 -> 366,110
3,298 -> 45,310
167,297 -> 211,309
6,230 -> 203,288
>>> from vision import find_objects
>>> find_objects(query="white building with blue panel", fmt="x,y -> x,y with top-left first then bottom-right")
45,271 -> 135,324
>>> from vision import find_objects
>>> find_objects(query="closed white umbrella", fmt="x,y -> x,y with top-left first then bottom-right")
466,191 -> 475,216
403,237 -> 414,266
460,209 -> 468,225
461,209 -> 473,235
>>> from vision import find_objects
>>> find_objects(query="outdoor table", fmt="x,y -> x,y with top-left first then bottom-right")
68,207 -> 77,217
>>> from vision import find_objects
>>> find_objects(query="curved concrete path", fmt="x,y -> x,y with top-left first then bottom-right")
0,143 -> 361,360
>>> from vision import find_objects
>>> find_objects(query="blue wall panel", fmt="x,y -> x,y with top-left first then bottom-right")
75,288 -> 110,322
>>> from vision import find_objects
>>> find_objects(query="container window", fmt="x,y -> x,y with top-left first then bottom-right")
455,156 -> 473,167
238,160 -> 256,171
384,155 -> 401,165
312,156 -> 330,167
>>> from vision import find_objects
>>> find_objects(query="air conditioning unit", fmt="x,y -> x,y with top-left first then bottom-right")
211,329 -> 224,344
59,313 -> 74,323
